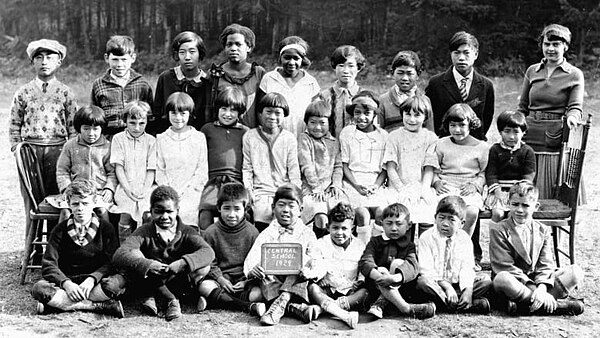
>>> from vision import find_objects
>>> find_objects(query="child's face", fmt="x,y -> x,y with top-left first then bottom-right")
225,33 -> 251,64
104,53 -> 136,78
219,200 -> 246,228
68,194 -> 95,225
450,44 -> 478,76
272,198 -> 301,227
151,199 -> 179,230
280,49 -> 303,78
177,41 -> 201,73
435,212 -> 464,237
260,107 -> 284,132
381,214 -> 410,240
126,116 -> 147,138
32,51 -> 61,79
218,106 -> 240,126
329,219 -> 354,246
508,194 -> 539,226
500,126 -> 524,148
169,110 -> 190,132
335,57 -> 359,86
393,65 -> 418,93
80,125 -> 102,144
352,99 -> 377,131
542,36 -> 567,64
448,119 -> 470,142
403,109 -> 425,133
306,116 -> 329,139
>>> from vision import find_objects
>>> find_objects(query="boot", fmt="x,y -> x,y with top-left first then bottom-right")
367,295 -> 388,319
249,302 -> 267,317
260,292 -> 290,326
165,299 -> 182,321
36,302 -> 61,315
469,297 -> 491,314
286,303 -> 320,323
407,302 -> 436,319
322,299 -> 358,329
343,288 -> 369,311
552,297 -> 584,316
141,297 -> 158,316
92,300 -> 125,318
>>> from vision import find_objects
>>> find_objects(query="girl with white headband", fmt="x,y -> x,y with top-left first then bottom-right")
258,36 -> 320,138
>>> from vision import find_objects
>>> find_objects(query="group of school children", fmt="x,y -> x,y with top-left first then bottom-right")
9,22 -> 585,327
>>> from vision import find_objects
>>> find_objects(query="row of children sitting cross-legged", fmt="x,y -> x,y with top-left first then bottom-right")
32,180 -> 585,327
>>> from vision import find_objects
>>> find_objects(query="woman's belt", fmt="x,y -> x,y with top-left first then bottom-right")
528,111 -> 563,120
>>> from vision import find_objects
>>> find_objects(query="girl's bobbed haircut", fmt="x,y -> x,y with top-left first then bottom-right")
330,45 -> 366,70
303,100 -> 331,123
74,105 -> 106,132
391,50 -> 421,74
278,36 -> 311,67
165,92 -> 195,117
346,90 -> 380,116
258,92 -> 290,117
123,100 -> 151,121
172,31 -> 207,61
273,183 -> 303,206
219,23 -> 256,49
399,95 -> 432,124
497,110 -> 528,132
215,87 -> 247,115
440,103 -> 481,135
381,203 -> 411,222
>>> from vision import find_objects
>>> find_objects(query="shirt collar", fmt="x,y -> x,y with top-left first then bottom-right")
303,129 -> 335,141
110,70 -> 131,82
125,129 -> 145,140
214,120 -> 245,129
77,134 -> 107,147
174,66 -> 206,82
452,67 -> 473,82
534,58 -> 573,73
34,77 -> 57,90
499,140 -> 522,151
332,80 -> 360,97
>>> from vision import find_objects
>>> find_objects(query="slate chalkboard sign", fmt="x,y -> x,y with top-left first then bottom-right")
261,243 -> 303,275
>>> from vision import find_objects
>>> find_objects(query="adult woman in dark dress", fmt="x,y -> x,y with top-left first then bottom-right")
517,24 -> 585,199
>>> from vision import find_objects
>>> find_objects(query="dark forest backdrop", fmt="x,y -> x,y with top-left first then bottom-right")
0,0 -> 599,76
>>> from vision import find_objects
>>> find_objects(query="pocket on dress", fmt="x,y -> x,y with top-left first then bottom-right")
544,120 -> 563,150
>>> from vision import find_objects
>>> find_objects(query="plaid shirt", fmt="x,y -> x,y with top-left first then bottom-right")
91,69 -> 153,135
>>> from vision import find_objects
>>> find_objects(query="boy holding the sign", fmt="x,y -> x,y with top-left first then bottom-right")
243,184 -> 320,326
359,203 -> 436,320
303,202 -> 368,329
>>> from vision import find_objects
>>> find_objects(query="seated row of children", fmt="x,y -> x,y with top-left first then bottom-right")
32,180 -> 585,327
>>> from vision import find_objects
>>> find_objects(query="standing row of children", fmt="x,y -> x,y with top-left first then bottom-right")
11,24 -> 585,324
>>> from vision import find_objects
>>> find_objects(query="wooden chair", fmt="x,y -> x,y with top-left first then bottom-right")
15,142 -> 60,284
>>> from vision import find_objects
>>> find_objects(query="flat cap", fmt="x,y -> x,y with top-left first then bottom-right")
541,24 -> 571,45
26,39 -> 67,60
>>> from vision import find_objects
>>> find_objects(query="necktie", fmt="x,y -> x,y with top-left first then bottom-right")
443,238 -> 452,280
459,77 -> 468,101
42,83 -> 48,93
279,227 -> 294,235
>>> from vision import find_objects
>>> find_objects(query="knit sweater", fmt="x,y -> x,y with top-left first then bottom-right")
486,142 -> 536,189
359,234 -> 418,284
200,121 -> 248,180
203,218 -> 259,281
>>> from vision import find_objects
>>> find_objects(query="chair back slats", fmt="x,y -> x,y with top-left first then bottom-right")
15,143 -> 47,212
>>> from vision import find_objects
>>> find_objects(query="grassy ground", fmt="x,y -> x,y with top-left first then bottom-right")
0,68 -> 598,337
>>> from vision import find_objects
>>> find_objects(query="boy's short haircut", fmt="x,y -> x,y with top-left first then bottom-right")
219,23 -> 256,49
435,196 -> 467,220
123,100 -> 151,121
172,31 -> 207,61
303,100 -> 331,123
74,105 -> 106,132
215,87 -> 247,115
273,184 -> 303,206
328,202 -> 355,223
165,92 -> 195,116
381,203 -> 411,222
346,90 -> 380,116
106,35 -> 135,56
399,95 -> 432,123
258,92 -> 290,117
330,45 -> 366,70
497,110 -> 527,132
508,182 -> 539,201
278,36 -> 311,67
449,31 -> 479,52
217,182 -> 249,209
440,103 -> 481,135
539,24 -> 571,46
391,50 -> 421,74
150,185 -> 180,208
64,179 -> 96,202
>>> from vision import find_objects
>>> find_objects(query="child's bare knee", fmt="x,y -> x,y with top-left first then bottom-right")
198,279 -> 219,296
248,286 -> 263,302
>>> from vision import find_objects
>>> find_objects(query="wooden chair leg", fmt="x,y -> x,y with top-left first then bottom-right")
20,219 -> 38,284
551,226 -> 561,268
569,219 -> 576,265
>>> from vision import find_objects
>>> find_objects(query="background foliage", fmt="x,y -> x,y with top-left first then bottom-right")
0,0 -> 598,77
